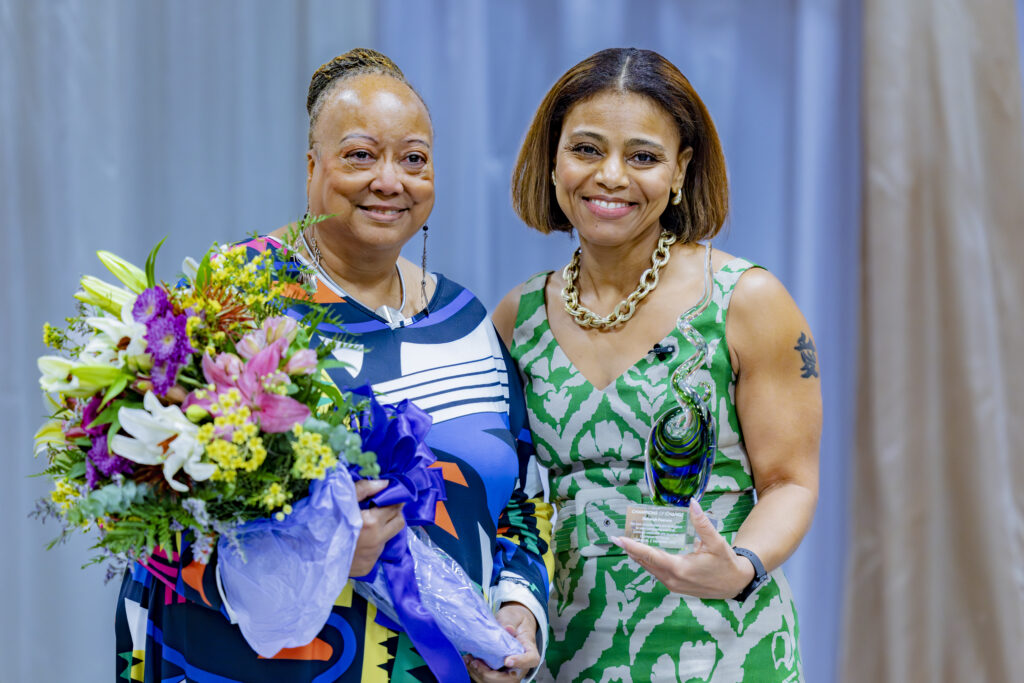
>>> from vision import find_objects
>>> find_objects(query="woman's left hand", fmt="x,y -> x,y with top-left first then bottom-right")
465,602 -> 539,682
610,500 -> 755,600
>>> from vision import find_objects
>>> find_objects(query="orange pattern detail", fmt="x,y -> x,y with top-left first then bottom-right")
429,461 -> 468,487
181,561 -> 210,607
433,501 -> 458,539
259,637 -> 334,661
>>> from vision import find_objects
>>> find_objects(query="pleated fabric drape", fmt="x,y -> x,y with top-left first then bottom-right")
844,1 -> 1024,681
3,1 -> 859,680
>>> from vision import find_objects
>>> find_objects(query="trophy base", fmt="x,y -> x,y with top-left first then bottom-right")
624,503 -> 718,552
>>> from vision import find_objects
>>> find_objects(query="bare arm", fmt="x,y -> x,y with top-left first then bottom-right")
727,268 -> 821,573
492,285 -> 524,348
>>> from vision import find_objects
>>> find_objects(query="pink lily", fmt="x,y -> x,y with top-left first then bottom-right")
284,349 -> 318,376
184,339 -> 310,433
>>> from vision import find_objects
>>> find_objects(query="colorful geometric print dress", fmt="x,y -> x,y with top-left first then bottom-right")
115,236 -> 554,682
510,257 -> 803,683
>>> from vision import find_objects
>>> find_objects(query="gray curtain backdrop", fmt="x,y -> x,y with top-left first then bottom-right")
0,1 -> 858,681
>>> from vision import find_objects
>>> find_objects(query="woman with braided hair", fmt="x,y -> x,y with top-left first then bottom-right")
493,48 -> 820,680
114,49 -> 552,683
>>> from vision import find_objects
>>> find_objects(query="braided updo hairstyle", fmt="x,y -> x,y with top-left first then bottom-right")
306,48 -> 429,146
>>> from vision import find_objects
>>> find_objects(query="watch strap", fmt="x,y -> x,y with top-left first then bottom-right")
731,546 -> 767,602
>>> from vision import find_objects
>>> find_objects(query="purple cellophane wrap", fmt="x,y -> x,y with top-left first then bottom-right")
217,466 -> 363,657
353,531 -> 525,670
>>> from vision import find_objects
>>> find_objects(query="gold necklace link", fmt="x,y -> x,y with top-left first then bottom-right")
561,231 -> 677,330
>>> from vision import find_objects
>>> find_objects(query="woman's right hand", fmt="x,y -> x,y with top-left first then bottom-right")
349,479 -> 406,577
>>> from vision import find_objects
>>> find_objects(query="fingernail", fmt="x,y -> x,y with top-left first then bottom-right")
609,536 -> 623,547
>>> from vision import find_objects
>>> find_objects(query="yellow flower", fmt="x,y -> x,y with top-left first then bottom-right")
51,479 -> 81,513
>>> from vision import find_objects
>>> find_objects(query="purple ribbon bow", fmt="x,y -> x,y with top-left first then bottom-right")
347,386 -> 467,682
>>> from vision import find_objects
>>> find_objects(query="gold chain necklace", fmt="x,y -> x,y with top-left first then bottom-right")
561,231 -> 677,330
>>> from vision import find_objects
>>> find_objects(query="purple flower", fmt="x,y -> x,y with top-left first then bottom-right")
145,312 -> 195,364
85,456 -> 100,489
150,361 -> 179,396
81,394 -> 107,437
132,287 -> 170,325
85,434 -> 133,489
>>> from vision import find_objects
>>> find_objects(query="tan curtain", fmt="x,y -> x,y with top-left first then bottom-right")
844,1 -> 1024,681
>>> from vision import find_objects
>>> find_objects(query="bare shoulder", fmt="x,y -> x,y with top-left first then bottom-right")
492,284 -> 525,347
731,267 -> 803,323
727,267 -> 814,372
708,245 -> 737,271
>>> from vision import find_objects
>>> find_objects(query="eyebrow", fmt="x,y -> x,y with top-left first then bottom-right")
568,130 -> 667,152
338,133 -> 377,144
626,137 -> 666,152
336,134 -> 431,147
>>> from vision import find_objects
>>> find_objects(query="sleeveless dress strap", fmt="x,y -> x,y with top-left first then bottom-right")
511,271 -> 552,356
713,257 -> 762,311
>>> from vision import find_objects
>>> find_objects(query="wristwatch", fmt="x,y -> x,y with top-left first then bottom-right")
731,546 -> 768,602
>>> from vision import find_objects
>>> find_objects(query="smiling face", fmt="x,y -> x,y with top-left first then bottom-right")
306,73 -> 434,252
553,90 -> 692,248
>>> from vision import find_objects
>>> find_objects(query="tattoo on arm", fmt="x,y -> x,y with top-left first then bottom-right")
794,332 -> 818,378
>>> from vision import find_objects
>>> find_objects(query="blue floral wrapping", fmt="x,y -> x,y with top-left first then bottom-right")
353,531 -> 526,670
215,465 -> 363,657
349,386 -> 524,678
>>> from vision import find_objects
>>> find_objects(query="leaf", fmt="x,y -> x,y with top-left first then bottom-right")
91,398 -> 136,428
100,374 -> 129,409
195,249 -> 213,289
145,237 -> 168,288
317,359 -> 353,371
310,379 -> 344,407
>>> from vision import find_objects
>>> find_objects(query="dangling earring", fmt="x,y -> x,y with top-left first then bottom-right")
420,225 -> 430,316
672,188 -> 683,206
551,170 -> 557,186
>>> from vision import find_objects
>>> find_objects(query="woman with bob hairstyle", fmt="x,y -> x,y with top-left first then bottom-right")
493,48 -> 820,680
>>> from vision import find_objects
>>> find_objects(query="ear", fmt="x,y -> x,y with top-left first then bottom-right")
306,148 -> 316,196
673,146 -> 694,191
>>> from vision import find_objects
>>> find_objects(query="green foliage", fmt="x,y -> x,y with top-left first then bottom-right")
65,481 -> 152,527
144,237 -> 168,289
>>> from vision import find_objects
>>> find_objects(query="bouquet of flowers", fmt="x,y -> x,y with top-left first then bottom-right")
32,234 -> 522,678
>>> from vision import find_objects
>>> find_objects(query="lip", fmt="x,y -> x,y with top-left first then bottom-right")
358,205 -> 409,222
584,196 -> 637,220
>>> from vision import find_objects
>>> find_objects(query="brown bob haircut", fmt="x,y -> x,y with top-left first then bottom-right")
512,48 -> 729,243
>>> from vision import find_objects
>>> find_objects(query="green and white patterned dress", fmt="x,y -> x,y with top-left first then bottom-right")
510,257 -> 803,683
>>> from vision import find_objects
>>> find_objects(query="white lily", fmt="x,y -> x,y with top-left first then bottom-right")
38,356 -> 82,394
34,419 -> 67,456
110,391 -> 216,492
84,306 -> 150,371
181,256 -> 200,282
75,276 -> 135,316
97,250 -> 147,293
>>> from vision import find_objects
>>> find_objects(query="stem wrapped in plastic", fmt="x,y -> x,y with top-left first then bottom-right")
353,530 -> 525,670
216,466 -> 362,657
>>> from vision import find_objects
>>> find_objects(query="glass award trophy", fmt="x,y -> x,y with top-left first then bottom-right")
625,244 -> 717,552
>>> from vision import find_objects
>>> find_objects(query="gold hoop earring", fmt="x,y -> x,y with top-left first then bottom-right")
672,188 -> 683,206
551,170 -> 557,187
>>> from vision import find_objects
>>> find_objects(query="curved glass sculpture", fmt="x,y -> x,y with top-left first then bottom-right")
645,243 -> 717,508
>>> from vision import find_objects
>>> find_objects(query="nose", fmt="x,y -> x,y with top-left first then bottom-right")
595,155 -> 628,190
369,160 -> 403,195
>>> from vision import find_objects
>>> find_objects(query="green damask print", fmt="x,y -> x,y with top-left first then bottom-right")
512,259 -> 803,683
